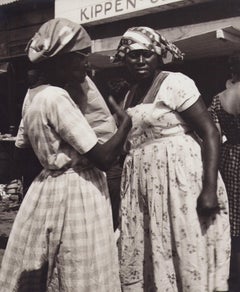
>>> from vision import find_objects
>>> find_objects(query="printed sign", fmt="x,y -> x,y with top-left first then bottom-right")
55,0 -> 211,25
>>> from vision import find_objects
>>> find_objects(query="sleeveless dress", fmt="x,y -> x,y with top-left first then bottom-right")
0,84 -> 121,292
119,71 -> 230,292
210,94 -> 240,238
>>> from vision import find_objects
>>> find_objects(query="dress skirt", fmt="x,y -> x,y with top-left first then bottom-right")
119,134 -> 231,292
0,167 -> 121,292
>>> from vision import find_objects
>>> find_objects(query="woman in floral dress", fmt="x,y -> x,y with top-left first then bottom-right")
0,18 -> 132,292
113,26 -> 230,292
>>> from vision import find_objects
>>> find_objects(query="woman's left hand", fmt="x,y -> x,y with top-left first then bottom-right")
197,187 -> 220,217
108,96 -> 132,129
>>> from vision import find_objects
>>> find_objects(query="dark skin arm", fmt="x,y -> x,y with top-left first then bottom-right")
6,97 -> 131,196
84,96 -> 132,171
180,96 -> 221,216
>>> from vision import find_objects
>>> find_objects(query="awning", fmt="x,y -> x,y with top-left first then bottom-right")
0,0 -> 19,5
87,52 -> 119,70
174,26 -> 240,60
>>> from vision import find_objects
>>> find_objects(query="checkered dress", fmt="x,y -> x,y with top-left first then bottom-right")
210,95 -> 240,237
0,85 -> 121,292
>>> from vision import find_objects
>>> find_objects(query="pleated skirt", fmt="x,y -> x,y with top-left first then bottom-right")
119,134 -> 230,292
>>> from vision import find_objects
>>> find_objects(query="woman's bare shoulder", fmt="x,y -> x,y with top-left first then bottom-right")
219,82 -> 240,114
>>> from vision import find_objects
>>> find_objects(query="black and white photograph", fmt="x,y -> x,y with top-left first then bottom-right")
0,0 -> 239,291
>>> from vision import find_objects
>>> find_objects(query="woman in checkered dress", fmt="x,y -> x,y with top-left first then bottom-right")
210,53 -> 240,292
0,19 -> 132,292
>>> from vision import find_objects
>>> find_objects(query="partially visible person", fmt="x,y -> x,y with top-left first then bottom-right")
0,18 -> 132,292
209,52 -> 240,292
113,26 -> 230,292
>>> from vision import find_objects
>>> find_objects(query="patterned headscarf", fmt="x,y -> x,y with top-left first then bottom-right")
26,18 -> 91,63
113,26 -> 184,64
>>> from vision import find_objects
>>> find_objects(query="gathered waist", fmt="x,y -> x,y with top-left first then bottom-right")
129,132 -> 196,152
41,164 -> 96,178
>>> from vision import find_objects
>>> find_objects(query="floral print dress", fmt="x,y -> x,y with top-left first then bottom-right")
119,71 -> 230,292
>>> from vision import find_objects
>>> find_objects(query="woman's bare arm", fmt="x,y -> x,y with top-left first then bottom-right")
85,97 -> 132,171
180,96 -> 221,216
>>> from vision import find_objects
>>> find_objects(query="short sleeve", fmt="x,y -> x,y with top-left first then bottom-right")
46,88 -> 98,154
208,95 -> 220,124
15,93 -> 31,148
155,72 -> 200,112
15,119 -> 30,148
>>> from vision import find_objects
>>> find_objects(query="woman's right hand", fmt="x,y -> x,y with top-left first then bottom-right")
197,186 -> 220,217
108,96 -> 132,129
85,96 -> 132,172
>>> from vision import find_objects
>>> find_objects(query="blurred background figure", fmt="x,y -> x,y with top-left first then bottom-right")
209,52 -> 240,292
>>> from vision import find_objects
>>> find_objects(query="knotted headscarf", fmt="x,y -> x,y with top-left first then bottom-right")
113,26 -> 184,64
26,18 -> 91,63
